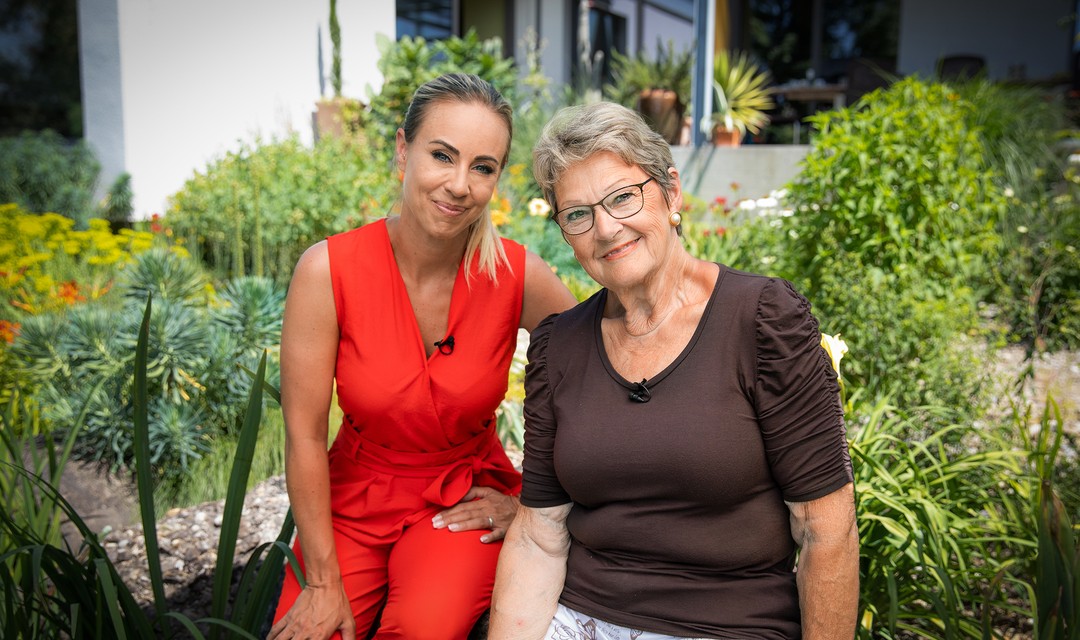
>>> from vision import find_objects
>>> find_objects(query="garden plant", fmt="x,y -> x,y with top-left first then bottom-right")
0,44 -> 1078,640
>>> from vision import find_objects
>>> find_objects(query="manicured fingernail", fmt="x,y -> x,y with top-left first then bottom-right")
480,536 -> 490,544
448,523 -> 460,532
432,515 -> 444,528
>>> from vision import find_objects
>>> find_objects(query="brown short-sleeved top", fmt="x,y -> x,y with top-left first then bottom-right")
520,265 -> 853,639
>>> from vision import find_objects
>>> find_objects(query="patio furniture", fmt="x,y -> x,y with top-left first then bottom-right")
938,54 -> 986,81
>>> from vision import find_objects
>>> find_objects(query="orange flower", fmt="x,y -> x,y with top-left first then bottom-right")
0,320 -> 20,344
56,280 -> 86,305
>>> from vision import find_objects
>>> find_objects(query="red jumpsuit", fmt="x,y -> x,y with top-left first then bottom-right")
274,219 -> 525,638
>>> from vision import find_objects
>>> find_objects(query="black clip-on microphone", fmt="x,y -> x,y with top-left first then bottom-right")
434,335 -> 455,355
628,379 -> 651,403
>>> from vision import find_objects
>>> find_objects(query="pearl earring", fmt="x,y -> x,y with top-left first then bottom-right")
669,211 -> 682,227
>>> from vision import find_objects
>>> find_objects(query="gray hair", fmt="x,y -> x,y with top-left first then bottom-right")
532,102 -> 676,212
400,73 -> 514,282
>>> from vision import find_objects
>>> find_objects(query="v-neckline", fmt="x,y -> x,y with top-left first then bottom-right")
593,264 -> 726,391
381,219 -> 467,364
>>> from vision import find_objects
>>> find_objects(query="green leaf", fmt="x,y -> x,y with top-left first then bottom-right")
132,293 -> 168,628
210,350 -> 267,637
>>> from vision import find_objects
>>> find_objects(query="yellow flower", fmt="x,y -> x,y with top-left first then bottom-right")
490,208 -> 509,227
820,333 -> 848,378
528,198 -> 551,217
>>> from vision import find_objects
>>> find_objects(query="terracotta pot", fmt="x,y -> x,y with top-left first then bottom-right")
637,89 -> 685,145
712,127 -> 742,147
315,99 -> 345,140
313,97 -> 364,141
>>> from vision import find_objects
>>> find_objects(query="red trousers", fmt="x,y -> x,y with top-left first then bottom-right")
274,424 -> 521,639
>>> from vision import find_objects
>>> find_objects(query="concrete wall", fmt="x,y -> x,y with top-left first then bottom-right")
77,0 -> 126,204
898,0 -> 1072,81
80,0 -> 393,218
672,144 -> 809,205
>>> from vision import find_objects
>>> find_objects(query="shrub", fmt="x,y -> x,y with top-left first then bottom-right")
758,78 -> 1015,407
100,171 -> 135,230
8,249 -> 284,486
992,176 -> 1080,351
0,130 -> 100,226
789,78 -> 1006,293
167,135 -> 394,283
0,204 -> 157,323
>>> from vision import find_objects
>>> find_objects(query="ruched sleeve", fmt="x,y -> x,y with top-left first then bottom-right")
754,278 -> 852,502
520,313 -> 573,507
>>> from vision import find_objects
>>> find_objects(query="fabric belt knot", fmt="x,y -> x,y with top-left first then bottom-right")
335,420 -> 519,507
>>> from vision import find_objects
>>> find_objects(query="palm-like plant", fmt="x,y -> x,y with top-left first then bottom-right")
605,39 -> 694,110
710,50 -> 775,138
606,40 -> 694,144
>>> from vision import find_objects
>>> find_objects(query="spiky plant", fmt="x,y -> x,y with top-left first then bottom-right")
605,39 -> 694,109
120,247 -> 209,306
711,50 -> 775,136
213,276 -> 286,358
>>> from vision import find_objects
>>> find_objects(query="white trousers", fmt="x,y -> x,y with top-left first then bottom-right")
544,603 -> 710,640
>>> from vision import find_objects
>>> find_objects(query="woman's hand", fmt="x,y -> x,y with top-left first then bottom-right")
267,582 -> 356,640
431,485 -> 520,543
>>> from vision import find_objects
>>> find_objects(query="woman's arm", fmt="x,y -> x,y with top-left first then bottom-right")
520,249 -> 577,332
490,502 -> 573,639
268,242 -> 356,640
786,482 -> 859,640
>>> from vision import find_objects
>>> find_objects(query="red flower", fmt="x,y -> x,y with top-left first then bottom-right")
702,229 -> 712,237
716,226 -> 727,236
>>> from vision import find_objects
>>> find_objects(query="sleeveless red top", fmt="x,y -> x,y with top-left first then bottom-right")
325,219 -> 524,505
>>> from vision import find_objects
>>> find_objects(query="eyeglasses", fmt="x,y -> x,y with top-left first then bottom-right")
550,177 -> 655,235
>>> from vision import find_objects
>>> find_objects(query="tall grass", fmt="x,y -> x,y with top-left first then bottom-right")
851,396 -> 1034,639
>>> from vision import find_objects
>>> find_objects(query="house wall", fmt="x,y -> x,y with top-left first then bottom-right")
897,0 -> 1072,81
672,144 -> 808,206
79,0 -> 393,217
78,0 -> 126,203
514,0 -> 573,86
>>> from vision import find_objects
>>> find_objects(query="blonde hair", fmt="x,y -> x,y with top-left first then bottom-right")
400,73 -> 513,283
533,102 -> 677,212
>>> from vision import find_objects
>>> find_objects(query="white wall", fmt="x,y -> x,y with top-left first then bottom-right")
78,0 -> 126,205
898,0 -> 1072,80
80,0 -> 393,218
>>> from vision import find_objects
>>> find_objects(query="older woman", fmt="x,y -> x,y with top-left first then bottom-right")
490,103 -> 859,639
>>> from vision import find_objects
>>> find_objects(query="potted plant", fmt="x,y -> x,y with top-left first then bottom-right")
606,40 -> 694,144
315,0 -> 364,140
708,50 -> 774,147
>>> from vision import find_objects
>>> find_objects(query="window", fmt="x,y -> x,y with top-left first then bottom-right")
570,0 -> 627,92
742,0 -> 898,85
397,0 -> 454,40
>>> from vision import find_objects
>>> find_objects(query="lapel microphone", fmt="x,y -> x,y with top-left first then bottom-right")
434,335 -> 455,355
628,379 -> 651,403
